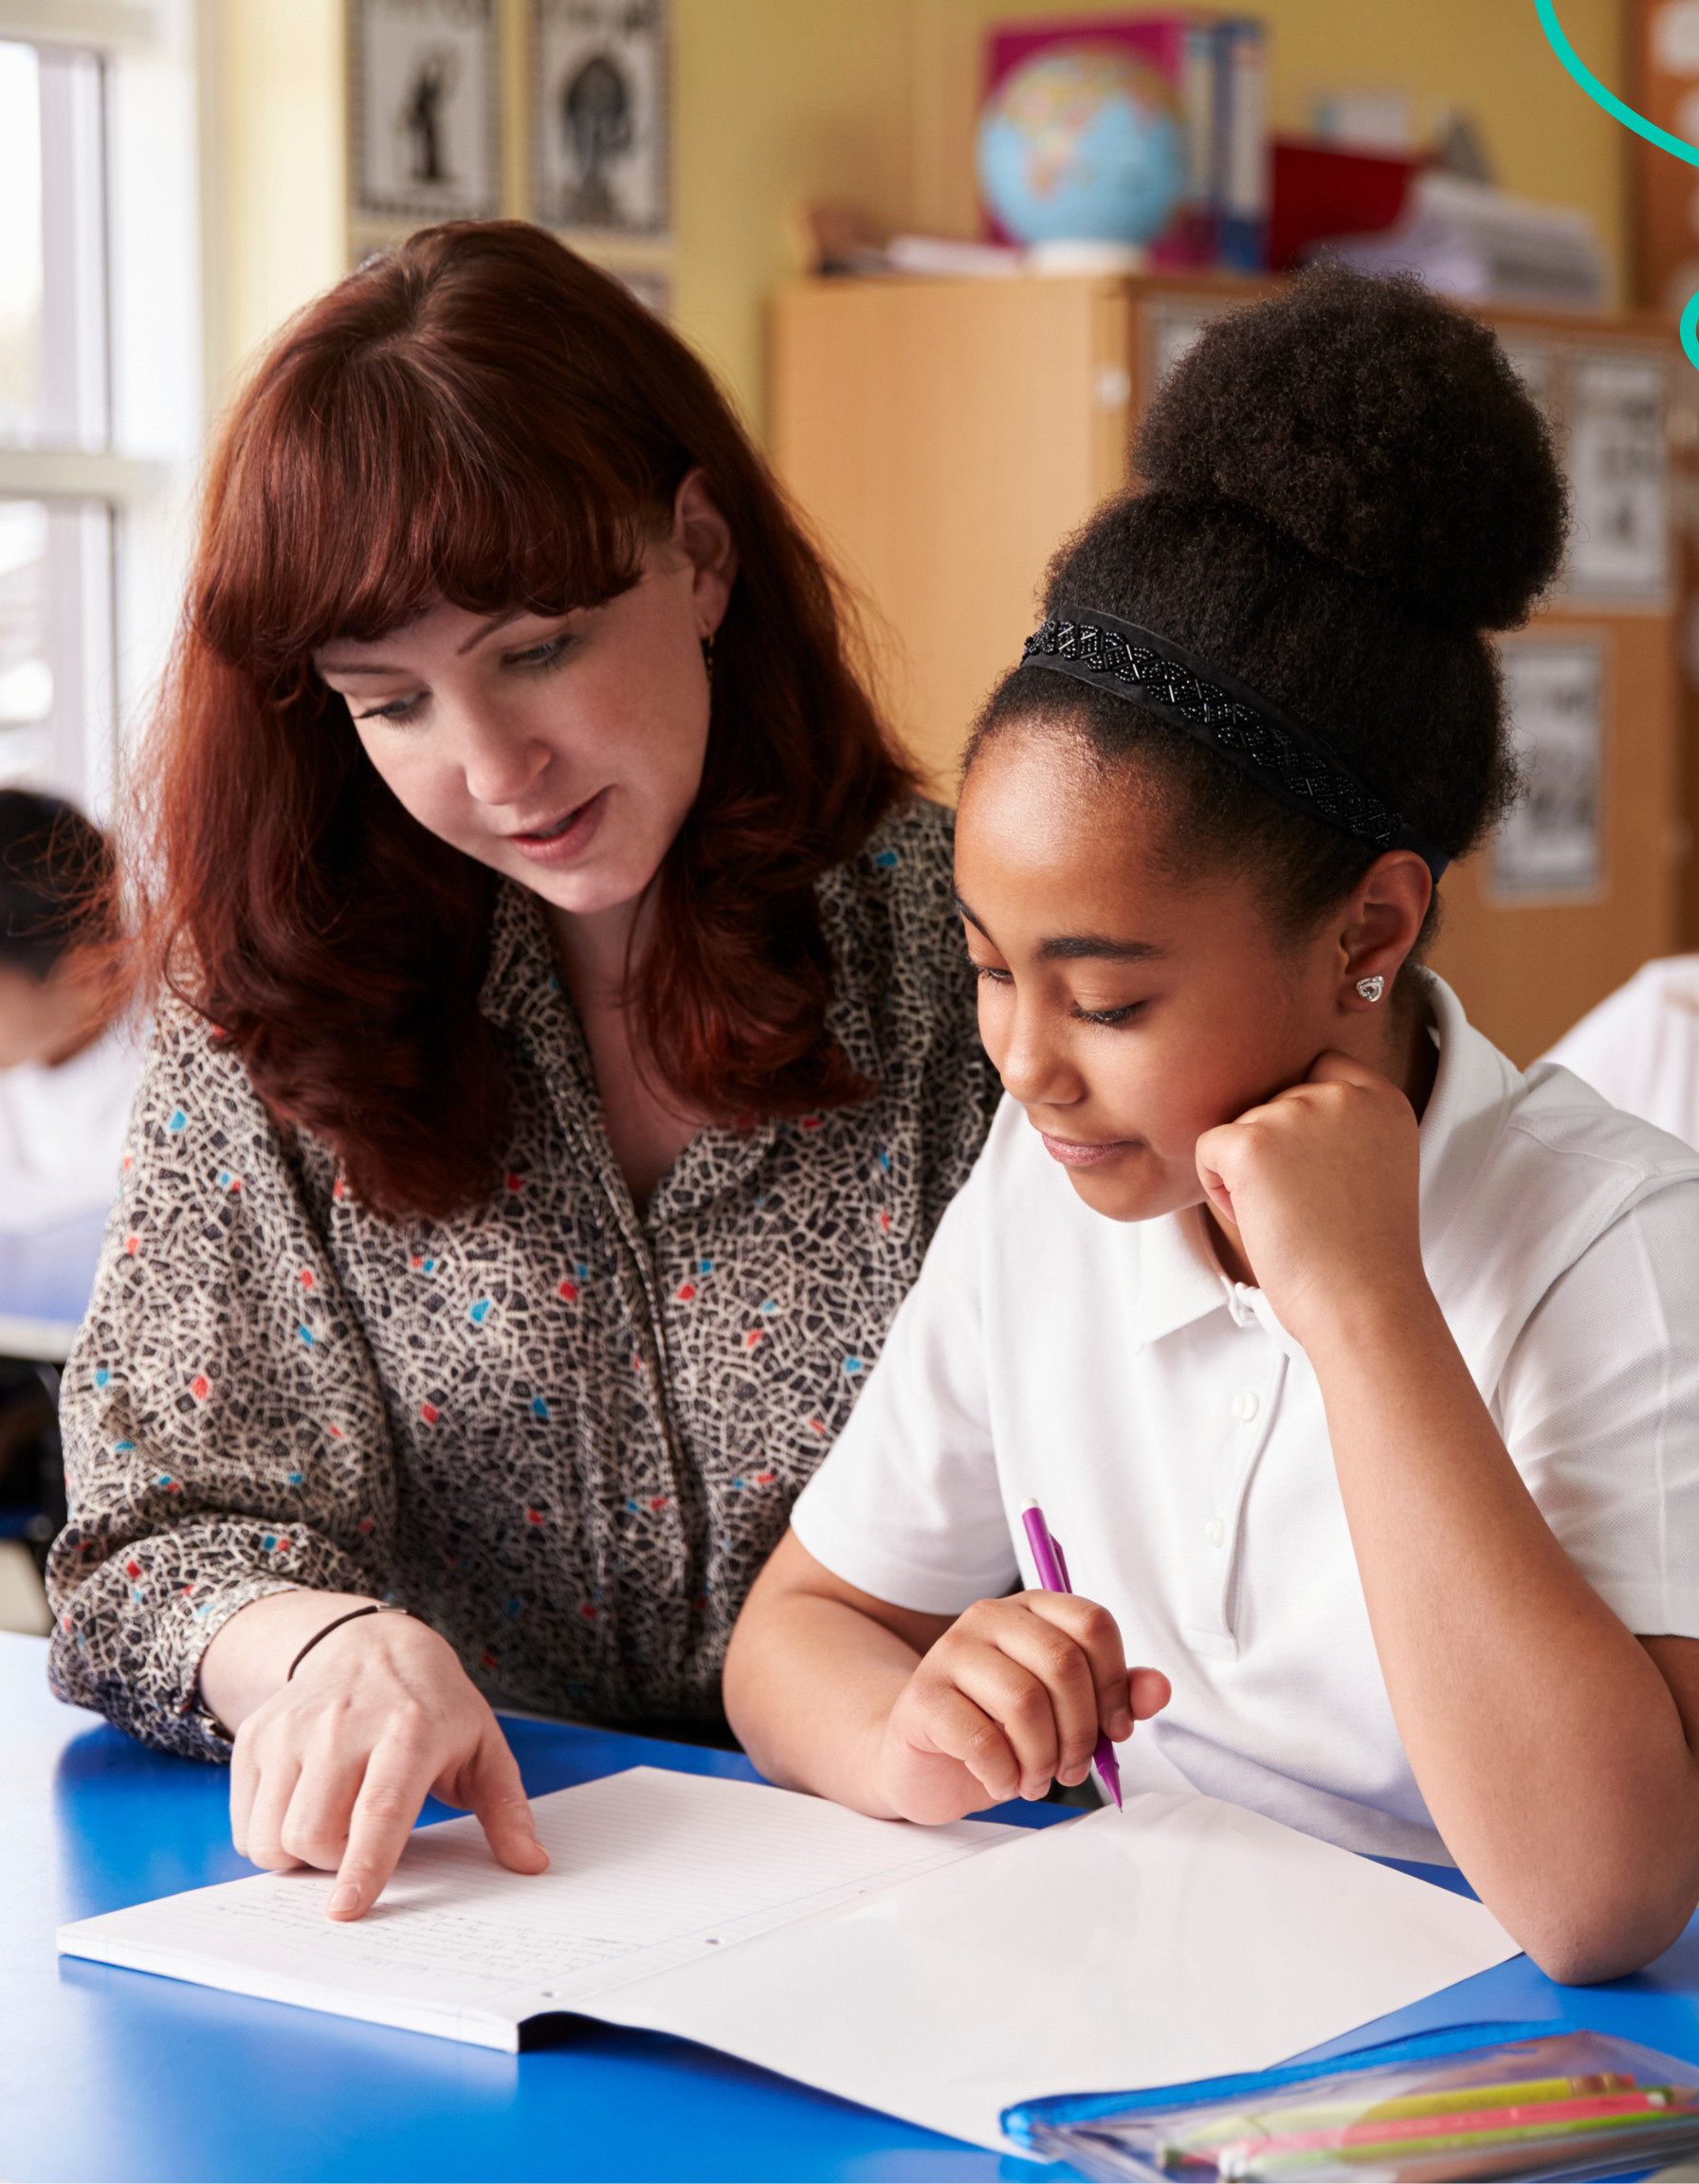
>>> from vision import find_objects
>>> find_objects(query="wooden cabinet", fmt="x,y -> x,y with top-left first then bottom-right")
771,271 -> 1683,1065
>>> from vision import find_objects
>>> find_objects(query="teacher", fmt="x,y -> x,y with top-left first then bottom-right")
47,223 -> 996,1916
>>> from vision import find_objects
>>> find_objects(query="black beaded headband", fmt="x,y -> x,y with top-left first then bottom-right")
1020,611 -> 1451,883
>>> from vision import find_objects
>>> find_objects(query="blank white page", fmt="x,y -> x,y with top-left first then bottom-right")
592,1789 -> 1522,2154
57,1765 -> 1019,2048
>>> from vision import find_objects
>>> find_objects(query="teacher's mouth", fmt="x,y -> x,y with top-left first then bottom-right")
1037,1131 -> 1136,1169
506,788 -> 609,864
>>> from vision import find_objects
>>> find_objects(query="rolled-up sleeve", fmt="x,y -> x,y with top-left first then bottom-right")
46,1008 -> 399,1759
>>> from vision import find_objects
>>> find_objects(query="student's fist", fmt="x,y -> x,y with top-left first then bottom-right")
1194,1050 -> 1428,1352
875,1591 -> 1170,1824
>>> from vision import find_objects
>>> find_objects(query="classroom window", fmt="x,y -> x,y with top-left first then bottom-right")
0,33 -> 121,810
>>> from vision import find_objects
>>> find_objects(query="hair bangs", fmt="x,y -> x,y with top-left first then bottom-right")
194,323 -> 660,694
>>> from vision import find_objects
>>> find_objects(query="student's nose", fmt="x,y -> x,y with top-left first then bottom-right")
994,995 -> 1084,1111
449,705 -> 552,809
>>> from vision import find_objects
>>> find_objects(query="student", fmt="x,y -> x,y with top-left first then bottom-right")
46,223 -> 996,1923
724,270 -> 1699,1987
0,790 -> 136,1232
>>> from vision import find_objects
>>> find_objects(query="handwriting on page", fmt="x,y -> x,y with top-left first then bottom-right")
77,1768 -> 1014,2021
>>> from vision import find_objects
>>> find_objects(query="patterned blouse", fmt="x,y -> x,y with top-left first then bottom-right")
46,797 -> 996,1758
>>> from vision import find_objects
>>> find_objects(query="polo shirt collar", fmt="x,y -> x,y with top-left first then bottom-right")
1132,1202 -> 1237,1348
1130,971 -> 1518,1351
1414,970 -> 1525,1256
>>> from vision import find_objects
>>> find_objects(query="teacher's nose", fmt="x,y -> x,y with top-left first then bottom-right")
453,711 -> 553,809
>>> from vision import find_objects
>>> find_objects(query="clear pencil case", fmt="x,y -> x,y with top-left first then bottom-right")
1002,2021 -> 1699,2182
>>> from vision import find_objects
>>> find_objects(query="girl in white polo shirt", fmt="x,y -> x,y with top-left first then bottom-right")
723,269 -> 1699,1986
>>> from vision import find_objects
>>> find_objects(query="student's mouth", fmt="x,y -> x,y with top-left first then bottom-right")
505,789 -> 609,864
1037,1131 -> 1135,1169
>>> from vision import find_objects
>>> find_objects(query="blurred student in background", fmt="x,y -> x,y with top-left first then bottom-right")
0,790 -> 136,1232
0,788 -> 135,1611
1542,957 -> 1699,1152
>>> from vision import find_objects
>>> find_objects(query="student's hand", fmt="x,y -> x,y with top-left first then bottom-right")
1194,1049 -> 1429,1352
874,1591 -> 1171,1823
228,1611 -> 549,1920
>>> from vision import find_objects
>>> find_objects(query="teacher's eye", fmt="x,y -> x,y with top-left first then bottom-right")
505,633 -> 574,673
1074,1000 -> 1145,1028
353,693 -> 426,724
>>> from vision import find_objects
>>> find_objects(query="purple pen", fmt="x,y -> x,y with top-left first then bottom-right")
1020,1501 -> 1123,1811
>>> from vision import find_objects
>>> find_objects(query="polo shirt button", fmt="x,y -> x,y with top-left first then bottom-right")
1204,1516 -> 1226,1549
1232,1389 -> 1260,1423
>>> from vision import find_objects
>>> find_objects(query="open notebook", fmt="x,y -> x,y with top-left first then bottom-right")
59,1767 -> 1520,2155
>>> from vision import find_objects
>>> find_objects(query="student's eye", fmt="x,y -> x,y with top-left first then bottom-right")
1073,1000 -> 1146,1028
970,962 -> 1013,987
352,693 -> 425,725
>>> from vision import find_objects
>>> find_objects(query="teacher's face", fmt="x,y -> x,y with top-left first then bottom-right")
314,471 -> 736,922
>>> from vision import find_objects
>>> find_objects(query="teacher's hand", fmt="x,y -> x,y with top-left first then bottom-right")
217,1599 -> 548,1919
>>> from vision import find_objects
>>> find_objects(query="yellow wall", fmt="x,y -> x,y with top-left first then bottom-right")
206,0 -> 1631,431
200,0 -> 345,410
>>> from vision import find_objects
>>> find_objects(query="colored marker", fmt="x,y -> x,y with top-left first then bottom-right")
1214,2087 -> 1698,2178
1020,1501 -> 1123,1810
1179,2070 -> 1636,2149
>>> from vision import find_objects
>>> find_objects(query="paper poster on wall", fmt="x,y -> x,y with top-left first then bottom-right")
1148,302 -> 1233,391
611,265 -> 670,318
534,0 -> 668,236
1490,637 -> 1605,901
351,0 -> 499,222
1566,352 -> 1669,601
1499,339 -> 1553,421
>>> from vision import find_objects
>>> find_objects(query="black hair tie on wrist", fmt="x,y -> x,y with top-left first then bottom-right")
285,1602 -> 410,1682
1020,611 -> 1452,883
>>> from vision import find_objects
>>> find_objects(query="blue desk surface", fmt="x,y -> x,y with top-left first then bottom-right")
9,1629 -> 1699,2184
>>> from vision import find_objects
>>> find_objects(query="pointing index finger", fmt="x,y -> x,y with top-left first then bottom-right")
325,1745 -> 434,1920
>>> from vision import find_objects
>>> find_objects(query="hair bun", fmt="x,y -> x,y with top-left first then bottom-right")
1134,266 -> 1567,629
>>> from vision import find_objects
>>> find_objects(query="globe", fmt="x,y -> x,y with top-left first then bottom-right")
977,46 -> 1187,249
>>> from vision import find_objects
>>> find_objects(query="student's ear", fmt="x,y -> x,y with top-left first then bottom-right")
1337,850 -> 1433,1013
671,467 -> 739,642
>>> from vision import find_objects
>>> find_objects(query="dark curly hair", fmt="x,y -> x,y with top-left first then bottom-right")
967,267 -> 1568,951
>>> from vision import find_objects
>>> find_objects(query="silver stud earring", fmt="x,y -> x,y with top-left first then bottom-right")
1355,975 -> 1385,1004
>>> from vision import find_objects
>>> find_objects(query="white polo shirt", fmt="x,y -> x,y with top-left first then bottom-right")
791,974 -> 1699,1866
1543,955 -> 1699,1153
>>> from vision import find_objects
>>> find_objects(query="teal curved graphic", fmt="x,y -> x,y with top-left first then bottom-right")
1535,0 -> 1699,368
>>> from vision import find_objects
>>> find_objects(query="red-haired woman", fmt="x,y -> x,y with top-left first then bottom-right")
46,224 -> 996,1919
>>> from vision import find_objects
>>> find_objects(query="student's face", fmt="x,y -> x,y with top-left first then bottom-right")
0,958 -> 95,1071
954,727 -> 1361,1225
313,473 -> 736,924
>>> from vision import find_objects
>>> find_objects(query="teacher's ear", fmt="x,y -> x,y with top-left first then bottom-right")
671,466 -> 739,641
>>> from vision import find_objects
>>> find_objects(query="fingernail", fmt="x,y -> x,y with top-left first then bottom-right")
328,1885 -> 359,1917
1112,1710 -> 1133,1738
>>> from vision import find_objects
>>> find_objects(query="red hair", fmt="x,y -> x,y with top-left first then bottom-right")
127,222 -> 914,1218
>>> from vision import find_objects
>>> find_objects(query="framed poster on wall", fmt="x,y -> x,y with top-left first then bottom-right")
351,0 -> 500,224
1565,352 -> 1670,604
1490,635 -> 1607,902
533,0 -> 668,236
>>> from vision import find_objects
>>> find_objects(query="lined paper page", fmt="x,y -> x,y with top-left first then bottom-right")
58,1767 -> 1019,2047
594,1790 -> 1522,2154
